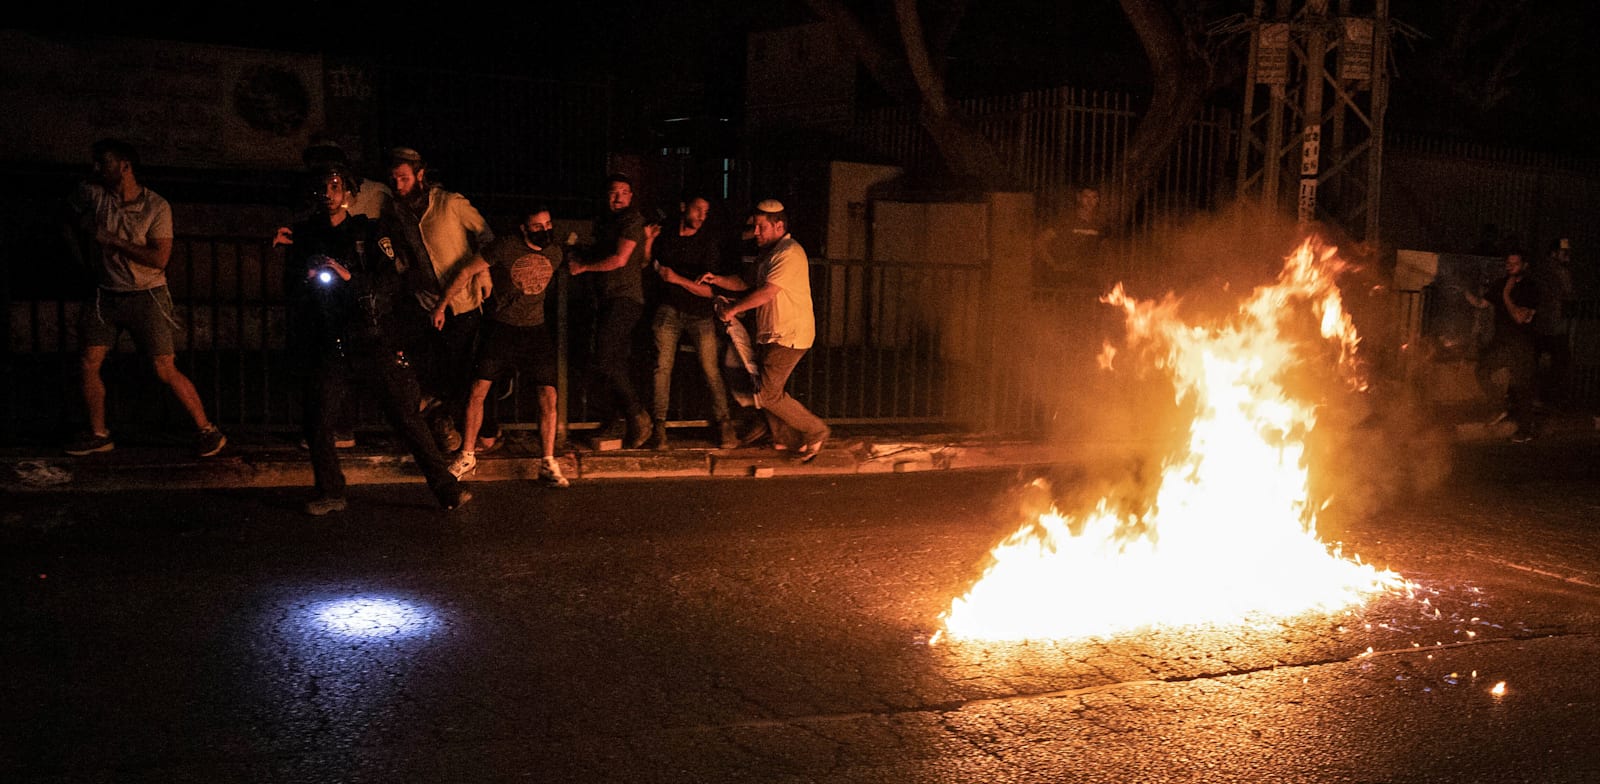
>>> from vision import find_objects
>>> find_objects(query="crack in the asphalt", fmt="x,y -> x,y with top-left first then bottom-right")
1475,556 -> 1600,590
685,630 -> 1600,732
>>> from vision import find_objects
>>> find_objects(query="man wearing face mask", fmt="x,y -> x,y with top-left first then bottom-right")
433,208 -> 571,487
288,163 -> 472,514
385,146 -> 494,453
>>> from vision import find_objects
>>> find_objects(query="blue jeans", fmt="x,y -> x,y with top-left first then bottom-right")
652,305 -> 731,423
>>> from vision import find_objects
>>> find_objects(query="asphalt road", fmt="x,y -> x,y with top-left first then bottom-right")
4,441 -> 1600,783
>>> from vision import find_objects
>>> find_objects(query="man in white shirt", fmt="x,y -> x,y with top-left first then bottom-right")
698,200 -> 829,461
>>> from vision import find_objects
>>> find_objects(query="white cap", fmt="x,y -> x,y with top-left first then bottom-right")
755,199 -> 785,214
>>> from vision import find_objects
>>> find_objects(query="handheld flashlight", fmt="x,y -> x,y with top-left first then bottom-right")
318,270 -> 334,284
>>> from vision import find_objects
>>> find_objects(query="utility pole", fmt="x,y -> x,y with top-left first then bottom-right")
1237,0 -> 1389,242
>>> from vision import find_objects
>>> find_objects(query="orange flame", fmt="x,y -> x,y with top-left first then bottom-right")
939,239 -> 1408,642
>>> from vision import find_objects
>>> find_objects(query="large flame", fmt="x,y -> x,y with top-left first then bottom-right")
939,239 -> 1408,642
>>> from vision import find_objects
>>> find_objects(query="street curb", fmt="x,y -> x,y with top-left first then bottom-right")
1,435 -> 1065,495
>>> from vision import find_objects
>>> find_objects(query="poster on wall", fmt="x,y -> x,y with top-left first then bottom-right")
0,31 -> 323,170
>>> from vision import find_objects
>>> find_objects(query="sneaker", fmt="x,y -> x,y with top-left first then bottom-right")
1510,430 -> 1535,444
197,427 -> 227,457
716,420 -> 739,449
65,431 -> 115,456
304,496 -> 347,516
539,456 -> 571,488
448,450 -> 478,479
625,411 -> 654,449
648,421 -> 669,450
441,488 -> 473,511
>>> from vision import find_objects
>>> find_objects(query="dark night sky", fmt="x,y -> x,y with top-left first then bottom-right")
30,0 -> 1600,155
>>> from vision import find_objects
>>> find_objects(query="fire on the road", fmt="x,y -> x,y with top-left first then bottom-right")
938,239 -> 1412,643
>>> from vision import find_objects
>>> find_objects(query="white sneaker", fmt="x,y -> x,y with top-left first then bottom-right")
539,456 -> 570,488
448,450 -> 477,479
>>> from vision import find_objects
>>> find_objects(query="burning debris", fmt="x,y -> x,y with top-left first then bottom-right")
939,239 -> 1412,643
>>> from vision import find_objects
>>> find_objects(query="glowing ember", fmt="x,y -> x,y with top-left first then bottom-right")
939,238 -> 1409,642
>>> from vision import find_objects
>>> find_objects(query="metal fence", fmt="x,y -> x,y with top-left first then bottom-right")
849,86 -> 1237,265
1383,134 -> 1600,264
3,237 -> 993,442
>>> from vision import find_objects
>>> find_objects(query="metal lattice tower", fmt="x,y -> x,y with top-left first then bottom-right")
1237,0 -> 1390,242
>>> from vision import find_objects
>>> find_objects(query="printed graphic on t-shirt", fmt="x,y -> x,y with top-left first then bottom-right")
510,252 -> 554,295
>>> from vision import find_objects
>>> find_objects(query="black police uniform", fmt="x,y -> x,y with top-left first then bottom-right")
288,212 -> 466,508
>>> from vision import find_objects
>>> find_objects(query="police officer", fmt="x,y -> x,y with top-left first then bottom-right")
286,163 -> 471,514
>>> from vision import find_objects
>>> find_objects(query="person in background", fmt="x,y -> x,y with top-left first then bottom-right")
1532,238 -> 1574,410
1465,250 -> 1541,443
568,173 -> 653,448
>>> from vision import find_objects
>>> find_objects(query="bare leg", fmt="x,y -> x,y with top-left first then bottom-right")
151,354 -> 214,430
81,346 -> 111,435
461,378 -> 493,452
538,385 -> 558,458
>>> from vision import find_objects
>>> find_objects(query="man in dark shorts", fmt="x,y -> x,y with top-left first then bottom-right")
434,208 -> 570,487
65,138 -> 226,458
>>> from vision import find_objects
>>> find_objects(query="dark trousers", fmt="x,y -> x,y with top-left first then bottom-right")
1534,331 -> 1571,407
590,297 -> 645,422
304,347 -> 459,501
404,306 -> 483,429
755,342 -> 828,446
1476,337 -> 1538,431
651,305 -> 731,423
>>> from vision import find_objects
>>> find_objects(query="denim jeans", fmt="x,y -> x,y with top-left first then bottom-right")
651,305 -> 731,423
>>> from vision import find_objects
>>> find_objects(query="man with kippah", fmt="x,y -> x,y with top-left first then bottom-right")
698,199 -> 830,461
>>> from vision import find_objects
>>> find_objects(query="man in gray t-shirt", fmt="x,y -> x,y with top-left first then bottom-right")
65,138 -> 226,459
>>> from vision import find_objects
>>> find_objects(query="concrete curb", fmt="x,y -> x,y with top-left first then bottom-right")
1,434 -> 1065,495
7,414 -> 1596,495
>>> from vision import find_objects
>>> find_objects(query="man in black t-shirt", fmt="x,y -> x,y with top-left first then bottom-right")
1466,251 -> 1541,442
644,196 -> 739,449
568,173 -> 652,448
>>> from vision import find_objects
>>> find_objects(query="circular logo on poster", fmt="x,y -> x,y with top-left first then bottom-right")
233,66 -> 310,136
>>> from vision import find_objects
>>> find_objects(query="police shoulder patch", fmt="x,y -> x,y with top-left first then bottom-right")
379,237 -> 395,259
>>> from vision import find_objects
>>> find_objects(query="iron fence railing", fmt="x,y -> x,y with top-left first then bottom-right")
4,237 -> 995,441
